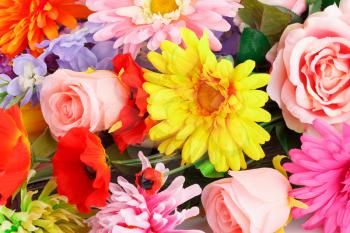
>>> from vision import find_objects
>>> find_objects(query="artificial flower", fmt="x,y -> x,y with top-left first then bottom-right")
87,152 -> 203,233
52,127 -> 110,213
86,0 -> 241,57
0,0 -> 91,57
0,105 -> 31,205
217,18 -> 241,57
40,69 -> 128,138
39,24 -> 118,72
202,168 -> 296,233
0,54 -> 47,108
21,103 -> 47,141
284,120 -> 350,233
267,0 -> 350,132
111,54 -> 154,152
0,179 -> 89,233
0,53 -> 14,77
144,28 -> 271,172
135,151 -> 169,195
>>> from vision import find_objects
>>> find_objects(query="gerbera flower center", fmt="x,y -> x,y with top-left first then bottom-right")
197,82 -> 225,114
84,165 -> 97,180
150,0 -> 179,15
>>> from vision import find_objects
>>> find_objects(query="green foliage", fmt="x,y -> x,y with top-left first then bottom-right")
236,27 -> 271,65
238,0 -> 302,45
31,128 -> 57,158
195,158 -> 225,178
274,122 -> 301,154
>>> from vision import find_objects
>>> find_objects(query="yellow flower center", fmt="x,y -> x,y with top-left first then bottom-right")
197,82 -> 225,114
150,0 -> 179,15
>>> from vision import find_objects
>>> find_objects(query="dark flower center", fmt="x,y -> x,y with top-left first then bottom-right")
138,175 -> 154,190
84,165 -> 97,180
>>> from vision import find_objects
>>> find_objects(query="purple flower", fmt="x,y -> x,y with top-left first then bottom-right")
39,23 -> 118,72
0,54 -> 47,108
0,53 -> 14,78
218,17 -> 241,57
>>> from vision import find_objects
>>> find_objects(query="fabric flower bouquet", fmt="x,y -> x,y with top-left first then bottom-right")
0,0 -> 349,232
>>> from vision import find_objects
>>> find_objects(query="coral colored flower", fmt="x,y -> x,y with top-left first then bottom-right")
40,69 -> 128,138
0,0 -> 91,57
111,54 -> 154,152
53,127 -> 110,213
284,119 -> 350,233
267,1 -> 350,132
86,0 -> 241,57
87,152 -> 203,233
202,168 -> 293,233
0,105 -> 31,205
144,28 -> 271,172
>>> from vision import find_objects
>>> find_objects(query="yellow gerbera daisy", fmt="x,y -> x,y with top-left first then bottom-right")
143,28 -> 271,172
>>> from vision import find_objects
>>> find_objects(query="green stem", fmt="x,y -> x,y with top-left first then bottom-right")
164,162 -> 194,176
111,153 -> 178,165
260,114 -> 283,127
33,157 -> 51,163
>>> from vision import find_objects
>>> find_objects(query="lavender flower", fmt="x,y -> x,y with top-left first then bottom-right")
39,24 -> 118,72
0,54 -> 47,108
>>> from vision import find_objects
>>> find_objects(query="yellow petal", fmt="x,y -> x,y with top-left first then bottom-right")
150,120 -> 183,141
239,107 -> 271,122
241,90 -> 269,107
148,51 -> 168,73
108,121 -> 122,133
272,155 -> 288,177
182,126 -> 209,163
232,60 -> 255,81
236,73 -> 270,90
180,28 -> 199,48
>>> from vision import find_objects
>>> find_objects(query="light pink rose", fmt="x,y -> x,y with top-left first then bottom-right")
40,69 -> 128,138
267,1 -> 350,132
202,168 -> 291,233
259,0 -> 306,15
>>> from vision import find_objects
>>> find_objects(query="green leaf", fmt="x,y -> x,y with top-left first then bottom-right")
31,128 -> 57,158
321,0 -> 340,9
238,0 -> 296,44
275,122 -> 301,154
307,0 -> 322,14
195,159 -> 225,178
237,28 -> 271,64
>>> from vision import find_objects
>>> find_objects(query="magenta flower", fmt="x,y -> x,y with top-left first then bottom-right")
284,120 -> 350,233
86,0 -> 241,57
87,152 -> 203,233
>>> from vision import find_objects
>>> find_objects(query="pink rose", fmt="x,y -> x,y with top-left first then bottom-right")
40,69 -> 128,138
259,0 -> 306,15
202,168 -> 291,233
267,1 -> 350,132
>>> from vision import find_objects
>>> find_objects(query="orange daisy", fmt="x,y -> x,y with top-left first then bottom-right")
0,0 -> 91,57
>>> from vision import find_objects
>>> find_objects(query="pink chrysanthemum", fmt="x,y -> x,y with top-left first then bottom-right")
86,0 -> 241,56
284,120 -> 350,233
87,152 -> 203,233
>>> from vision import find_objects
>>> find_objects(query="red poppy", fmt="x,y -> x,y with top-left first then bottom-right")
53,127 -> 110,213
135,167 -> 164,195
112,54 -> 154,152
0,105 -> 31,205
